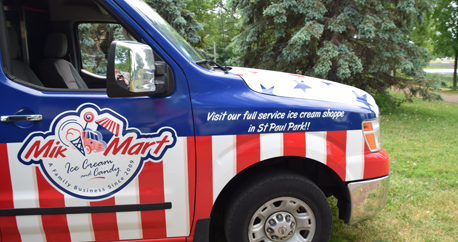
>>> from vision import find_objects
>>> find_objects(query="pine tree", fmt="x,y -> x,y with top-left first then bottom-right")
227,0 -> 438,99
78,23 -> 125,76
145,0 -> 204,45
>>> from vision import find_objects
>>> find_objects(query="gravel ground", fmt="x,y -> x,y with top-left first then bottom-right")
394,87 -> 458,104
441,94 -> 458,103
436,88 -> 458,104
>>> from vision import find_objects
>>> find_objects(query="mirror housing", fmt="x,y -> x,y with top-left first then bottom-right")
107,41 -> 173,97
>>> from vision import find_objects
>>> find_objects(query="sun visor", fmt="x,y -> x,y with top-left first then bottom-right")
95,2 -> 109,16
49,0 -> 114,21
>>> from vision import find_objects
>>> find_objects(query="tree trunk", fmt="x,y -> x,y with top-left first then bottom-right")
454,51 -> 458,91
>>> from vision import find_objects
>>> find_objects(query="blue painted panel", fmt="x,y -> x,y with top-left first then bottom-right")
184,64 -> 377,136
0,71 -> 193,144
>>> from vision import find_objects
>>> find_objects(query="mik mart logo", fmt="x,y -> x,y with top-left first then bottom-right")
18,103 -> 177,200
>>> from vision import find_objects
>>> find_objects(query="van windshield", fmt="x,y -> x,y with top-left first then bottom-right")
125,0 -> 203,63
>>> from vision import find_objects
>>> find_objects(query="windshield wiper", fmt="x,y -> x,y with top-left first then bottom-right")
196,59 -> 229,74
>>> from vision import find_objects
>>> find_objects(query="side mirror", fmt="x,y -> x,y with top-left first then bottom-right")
107,41 -> 173,97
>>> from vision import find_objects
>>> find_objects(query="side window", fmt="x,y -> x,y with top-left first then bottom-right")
77,23 -> 126,76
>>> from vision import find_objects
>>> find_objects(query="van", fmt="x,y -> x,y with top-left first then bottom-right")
0,0 -> 389,241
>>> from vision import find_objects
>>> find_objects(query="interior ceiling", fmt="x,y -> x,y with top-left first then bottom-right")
3,0 -> 112,22
50,0 -> 114,22
3,0 -> 49,9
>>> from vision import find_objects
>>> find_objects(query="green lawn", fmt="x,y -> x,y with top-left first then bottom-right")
330,96 -> 458,241
425,65 -> 450,69
440,90 -> 458,95
426,73 -> 455,89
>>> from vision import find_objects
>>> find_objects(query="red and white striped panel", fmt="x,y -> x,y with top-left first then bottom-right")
0,131 -> 389,241
0,137 -> 192,242
196,130 -> 389,215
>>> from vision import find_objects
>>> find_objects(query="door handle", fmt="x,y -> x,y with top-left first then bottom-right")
1,114 -> 42,122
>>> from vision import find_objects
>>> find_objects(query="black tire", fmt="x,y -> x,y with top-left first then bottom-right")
224,171 -> 332,242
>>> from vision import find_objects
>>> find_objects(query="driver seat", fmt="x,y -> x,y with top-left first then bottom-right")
38,32 -> 88,89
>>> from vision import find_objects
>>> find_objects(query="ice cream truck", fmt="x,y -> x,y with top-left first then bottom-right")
0,0 -> 389,241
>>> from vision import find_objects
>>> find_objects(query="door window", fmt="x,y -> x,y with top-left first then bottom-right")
78,23 -> 126,76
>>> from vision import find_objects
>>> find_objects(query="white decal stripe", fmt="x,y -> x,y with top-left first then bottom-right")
182,137 -> 190,236
212,135 -> 236,203
345,130 -> 364,181
64,196 -> 94,242
163,137 -> 189,237
306,131 -> 327,164
15,216 -> 46,242
260,133 -> 283,160
115,177 -> 142,240
7,143 -> 45,242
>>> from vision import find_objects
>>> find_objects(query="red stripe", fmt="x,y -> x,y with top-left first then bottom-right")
0,143 -> 21,242
90,197 -> 119,241
98,119 -> 111,129
363,147 -> 390,179
115,123 -> 120,136
96,118 -> 108,125
102,119 -> 111,130
98,117 -> 108,123
236,134 -> 260,173
35,167 -> 72,242
194,136 -> 213,220
139,161 -> 166,239
326,131 -> 347,181
283,132 -> 306,157
186,137 -> 196,237
109,121 -> 116,134
106,120 -> 115,133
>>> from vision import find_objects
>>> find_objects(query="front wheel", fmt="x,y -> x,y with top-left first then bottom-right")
225,172 -> 332,242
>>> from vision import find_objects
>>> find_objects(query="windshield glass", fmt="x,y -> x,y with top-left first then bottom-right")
125,0 -> 203,63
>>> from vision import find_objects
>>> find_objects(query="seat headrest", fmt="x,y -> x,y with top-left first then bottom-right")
44,32 -> 68,58
7,27 -> 19,59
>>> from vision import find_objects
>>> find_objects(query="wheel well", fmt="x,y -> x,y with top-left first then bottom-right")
209,156 -> 350,241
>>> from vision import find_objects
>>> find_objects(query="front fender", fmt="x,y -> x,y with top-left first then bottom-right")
194,130 -> 389,220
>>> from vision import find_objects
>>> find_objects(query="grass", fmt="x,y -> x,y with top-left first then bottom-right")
425,65 -> 450,69
426,73 -> 455,89
425,73 -> 458,95
440,89 -> 458,95
329,93 -> 458,241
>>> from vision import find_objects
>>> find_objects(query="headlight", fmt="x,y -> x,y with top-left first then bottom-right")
362,118 -> 381,152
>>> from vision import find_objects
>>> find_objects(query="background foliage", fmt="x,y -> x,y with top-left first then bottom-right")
224,0 -> 439,100
78,23 -> 125,76
185,0 -> 242,64
431,0 -> 458,90
144,0 -> 204,45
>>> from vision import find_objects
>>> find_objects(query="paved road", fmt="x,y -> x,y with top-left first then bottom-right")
424,69 -> 455,74
429,63 -> 455,69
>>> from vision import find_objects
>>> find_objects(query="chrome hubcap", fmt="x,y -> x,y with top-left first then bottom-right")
248,197 -> 316,242
264,211 -> 296,241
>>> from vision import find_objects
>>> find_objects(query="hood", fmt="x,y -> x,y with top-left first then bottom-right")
230,67 -> 379,115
